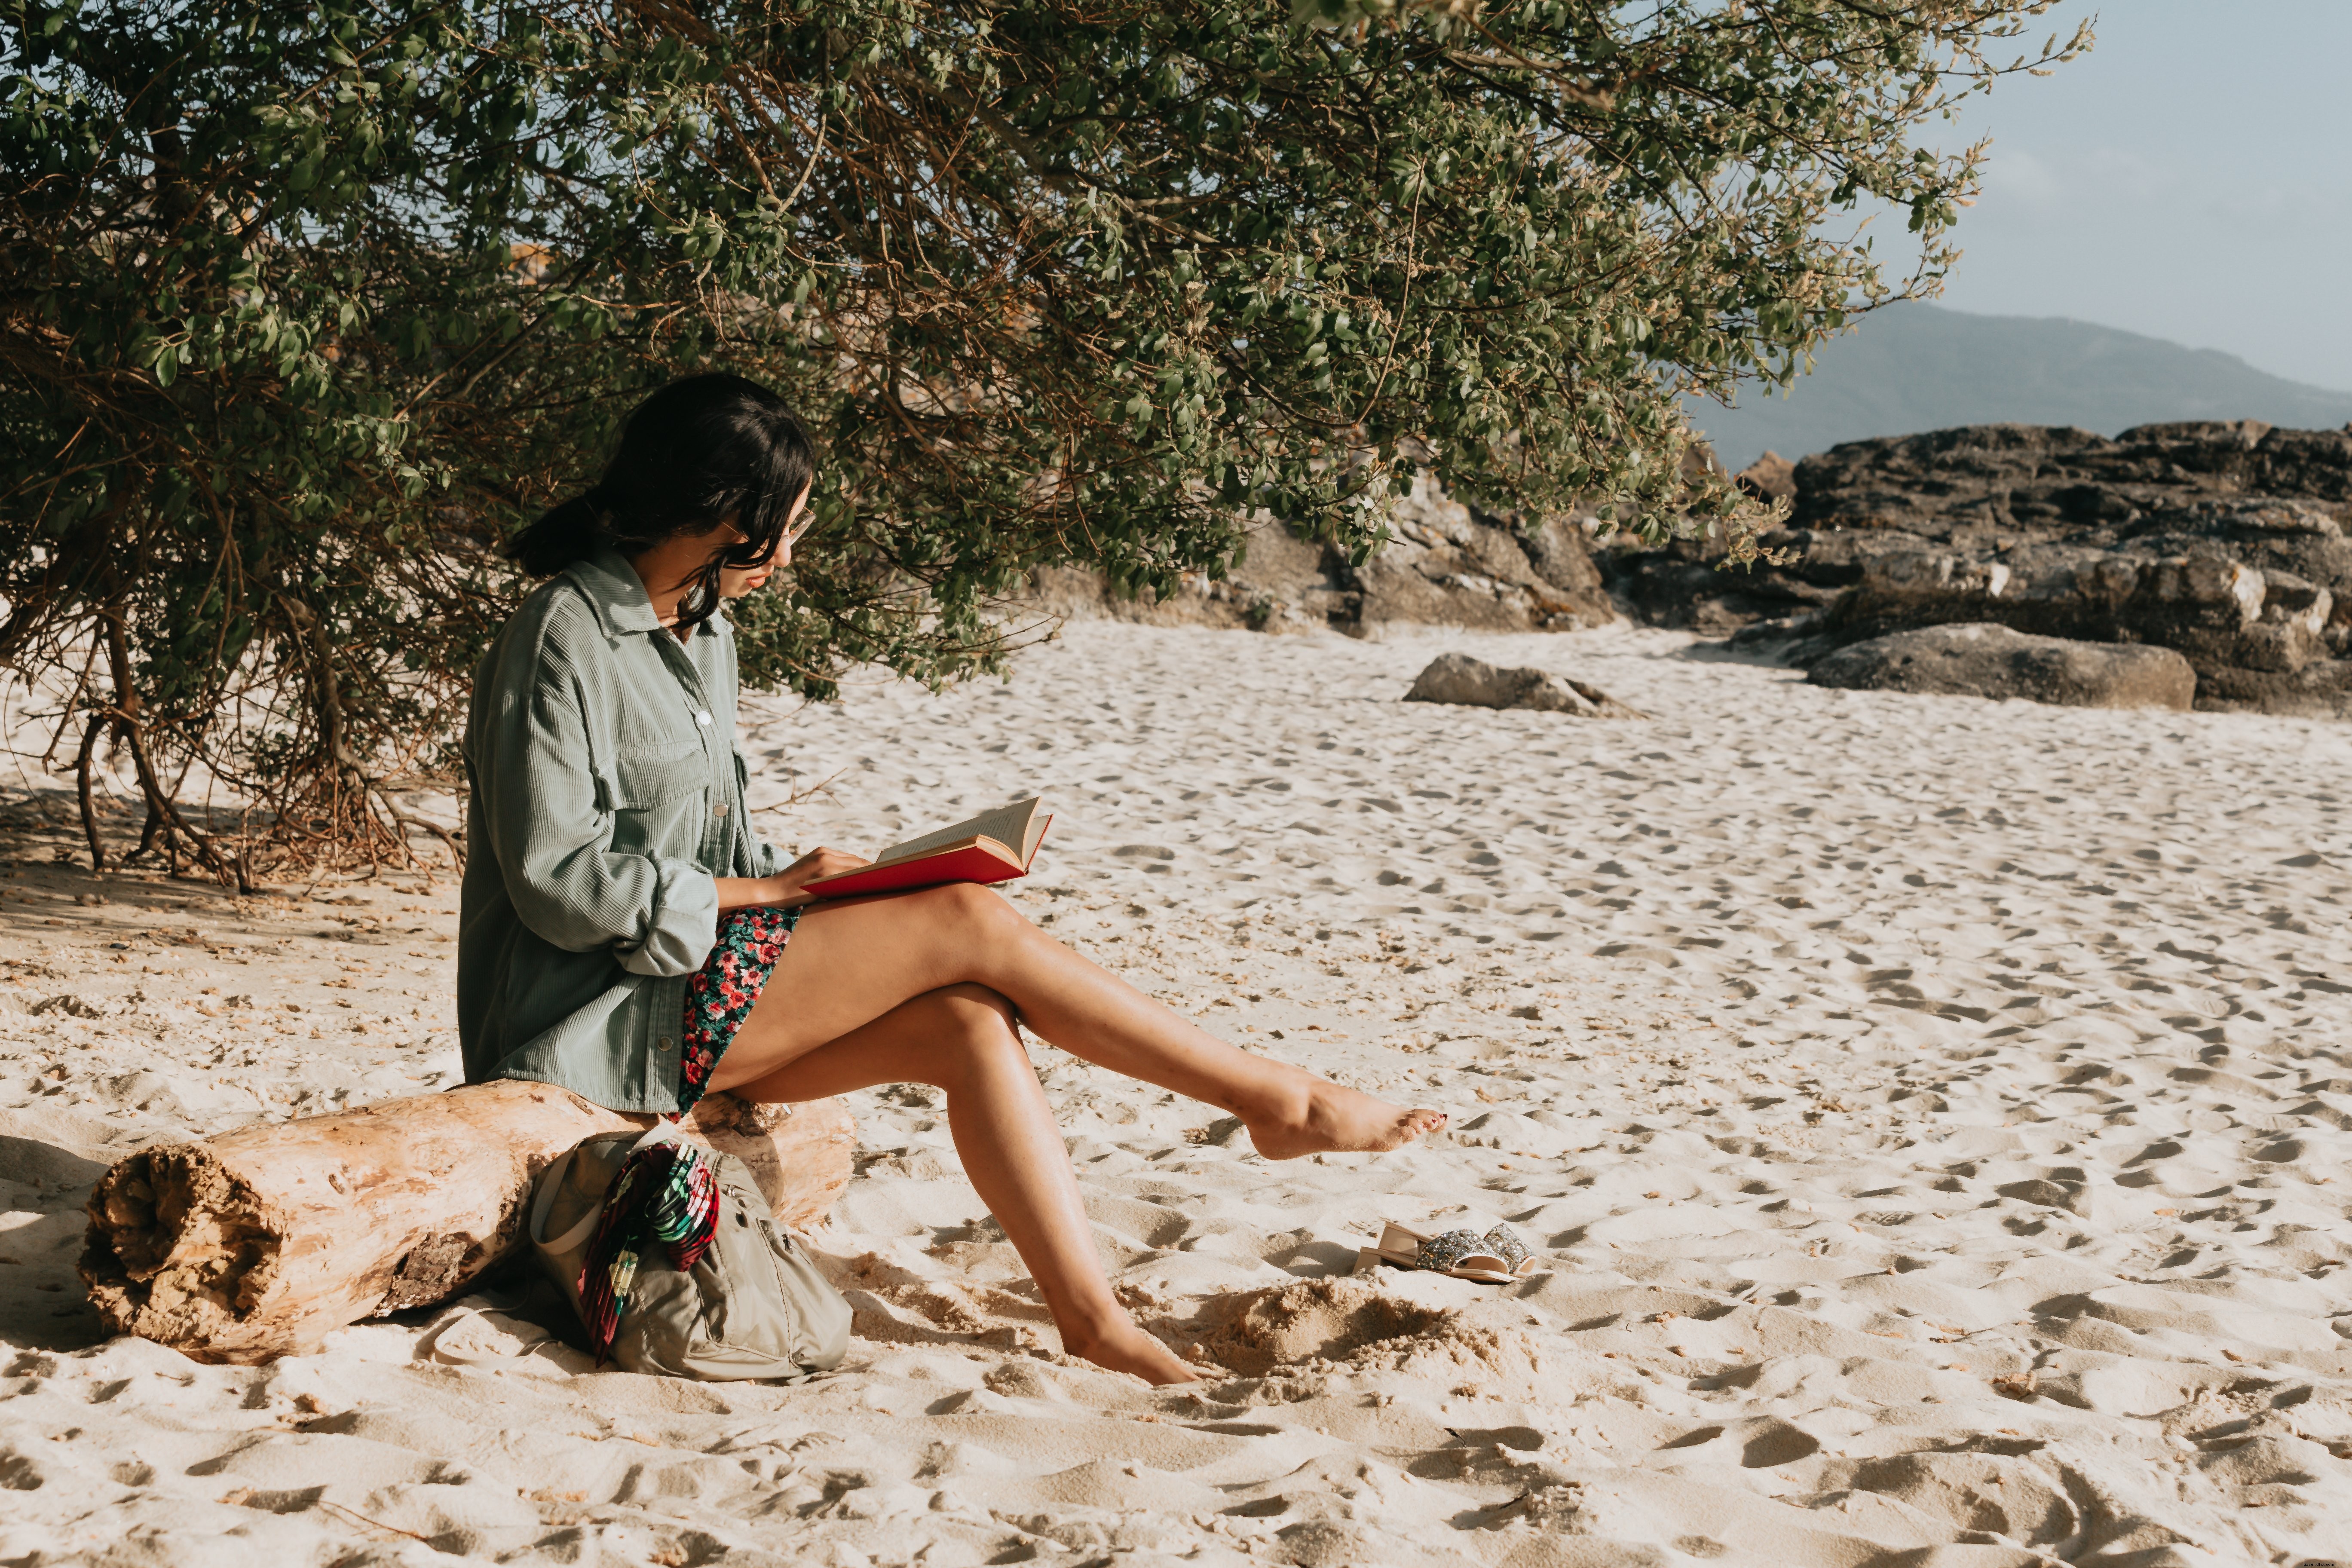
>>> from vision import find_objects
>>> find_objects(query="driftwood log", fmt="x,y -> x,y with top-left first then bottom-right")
78,1081 -> 856,1364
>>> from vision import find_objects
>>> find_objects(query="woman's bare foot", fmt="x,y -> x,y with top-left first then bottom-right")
1060,1317 -> 1202,1385
1241,1074 -> 1446,1161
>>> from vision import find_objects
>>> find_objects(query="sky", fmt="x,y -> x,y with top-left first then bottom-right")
1911,0 -> 2352,392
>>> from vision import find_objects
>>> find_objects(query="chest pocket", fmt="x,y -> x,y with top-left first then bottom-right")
600,746 -> 707,809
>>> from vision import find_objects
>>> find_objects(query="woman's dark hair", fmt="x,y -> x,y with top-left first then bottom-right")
507,374 -> 816,632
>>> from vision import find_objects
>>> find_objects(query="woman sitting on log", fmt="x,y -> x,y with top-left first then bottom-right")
461,374 -> 1445,1385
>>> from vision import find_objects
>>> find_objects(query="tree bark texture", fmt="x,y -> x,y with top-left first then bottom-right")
77,1081 -> 856,1365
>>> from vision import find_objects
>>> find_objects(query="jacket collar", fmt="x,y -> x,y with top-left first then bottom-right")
566,549 -> 664,637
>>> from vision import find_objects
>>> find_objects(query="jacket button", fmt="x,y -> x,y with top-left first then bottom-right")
657,1036 -> 674,1054
713,802 -> 729,818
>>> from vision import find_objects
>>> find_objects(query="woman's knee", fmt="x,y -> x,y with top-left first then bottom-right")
916,983 -> 1028,1089
912,881 -> 1032,944
932,981 -> 1019,1036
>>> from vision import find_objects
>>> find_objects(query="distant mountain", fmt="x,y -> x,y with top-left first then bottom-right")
1686,302 -> 2352,472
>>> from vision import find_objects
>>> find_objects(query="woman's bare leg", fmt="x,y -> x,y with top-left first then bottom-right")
730,982 -> 1196,1385
711,884 -> 1443,1157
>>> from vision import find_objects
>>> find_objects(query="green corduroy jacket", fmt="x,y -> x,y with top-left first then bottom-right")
458,549 -> 788,1112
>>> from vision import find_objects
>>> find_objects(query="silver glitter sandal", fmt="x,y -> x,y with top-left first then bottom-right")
1367,1221 -> 1538,1283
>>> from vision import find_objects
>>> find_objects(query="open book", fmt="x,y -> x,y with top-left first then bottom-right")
801,796 -> 1053,900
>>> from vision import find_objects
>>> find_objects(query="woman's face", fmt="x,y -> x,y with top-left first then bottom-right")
708,482 -> 813,601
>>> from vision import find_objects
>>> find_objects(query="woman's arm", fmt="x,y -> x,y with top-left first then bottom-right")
715,846 -> 870,913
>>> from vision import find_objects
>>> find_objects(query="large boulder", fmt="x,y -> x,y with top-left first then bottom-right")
1807,624 -> 2197,711
1351,475 -> 1618,634
1403,652 -> 1644,718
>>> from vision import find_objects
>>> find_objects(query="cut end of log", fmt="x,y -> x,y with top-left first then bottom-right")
81,1145 -> 285,1363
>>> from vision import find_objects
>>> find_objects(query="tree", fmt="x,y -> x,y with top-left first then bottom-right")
0,0 -> 2086,882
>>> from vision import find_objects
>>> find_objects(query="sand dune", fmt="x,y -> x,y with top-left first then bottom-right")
4,620 -> 2349,1565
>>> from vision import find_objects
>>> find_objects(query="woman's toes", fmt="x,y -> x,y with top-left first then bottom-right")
1246,1084 -> 1446,1159
1389,1106 -> 1445,1147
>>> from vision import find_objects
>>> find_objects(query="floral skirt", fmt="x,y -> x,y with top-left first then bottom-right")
675,905 -> 802,1115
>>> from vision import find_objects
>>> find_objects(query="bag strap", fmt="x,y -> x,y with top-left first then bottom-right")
528,1148 -> 586,1249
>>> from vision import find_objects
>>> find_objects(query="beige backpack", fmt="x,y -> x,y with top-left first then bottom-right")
527,1122 -> 851,1380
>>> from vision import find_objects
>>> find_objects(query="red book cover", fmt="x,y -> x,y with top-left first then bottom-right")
802,802 -> 1054,900
802,840 -> 1031,899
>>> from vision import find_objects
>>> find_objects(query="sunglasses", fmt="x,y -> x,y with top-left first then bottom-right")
720,504 -> 816,559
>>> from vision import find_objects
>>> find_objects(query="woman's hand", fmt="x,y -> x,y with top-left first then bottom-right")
773,845 -> 869,903
716,848 -> 869,913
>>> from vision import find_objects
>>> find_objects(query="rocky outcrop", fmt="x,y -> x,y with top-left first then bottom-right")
1611,420 -> 2352,715
1807,624 -> 2197,711
1786,420 -> 2352,537
1735,451 -> 1796,503
1403,652 -> 1645,718
1022,475 -> 1620,637
1023,524 -> 1355,633
1801,496 -> 2342,662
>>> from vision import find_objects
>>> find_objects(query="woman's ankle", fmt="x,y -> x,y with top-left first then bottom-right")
1218,1061 -> 1317,1126
1050,1296 -> 1137,1352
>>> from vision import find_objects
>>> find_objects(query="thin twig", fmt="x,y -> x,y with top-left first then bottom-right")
778,114 -> 828,210
374,784 -> 466,870
314,1499 -> 434,1544
755,766 -> 850,812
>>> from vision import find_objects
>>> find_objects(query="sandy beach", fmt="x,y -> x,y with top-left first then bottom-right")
4,618 -> 2350,1567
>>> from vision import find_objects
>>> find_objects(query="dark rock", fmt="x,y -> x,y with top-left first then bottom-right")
1602,527 -> 1835,634
1607,420 -> 2352,715
1782,420 -> 2351,540
1807,624 -> 2196,711
1403,652 -> 1645,718
2185,658 -> 2352,719
1812,499 -> 2342,681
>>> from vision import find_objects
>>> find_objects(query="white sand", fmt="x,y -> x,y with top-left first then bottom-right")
5,619 -> 2351,1566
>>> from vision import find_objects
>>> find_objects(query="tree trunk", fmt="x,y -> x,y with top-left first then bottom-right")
77,1081 -> 855,1365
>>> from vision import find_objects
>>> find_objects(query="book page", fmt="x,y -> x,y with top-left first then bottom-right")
874,797 -> 1043,867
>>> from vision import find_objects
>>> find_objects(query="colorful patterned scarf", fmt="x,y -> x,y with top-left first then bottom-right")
576,1139 -> 721,1365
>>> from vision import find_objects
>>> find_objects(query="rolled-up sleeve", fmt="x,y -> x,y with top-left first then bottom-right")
473,626 -> 717,977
